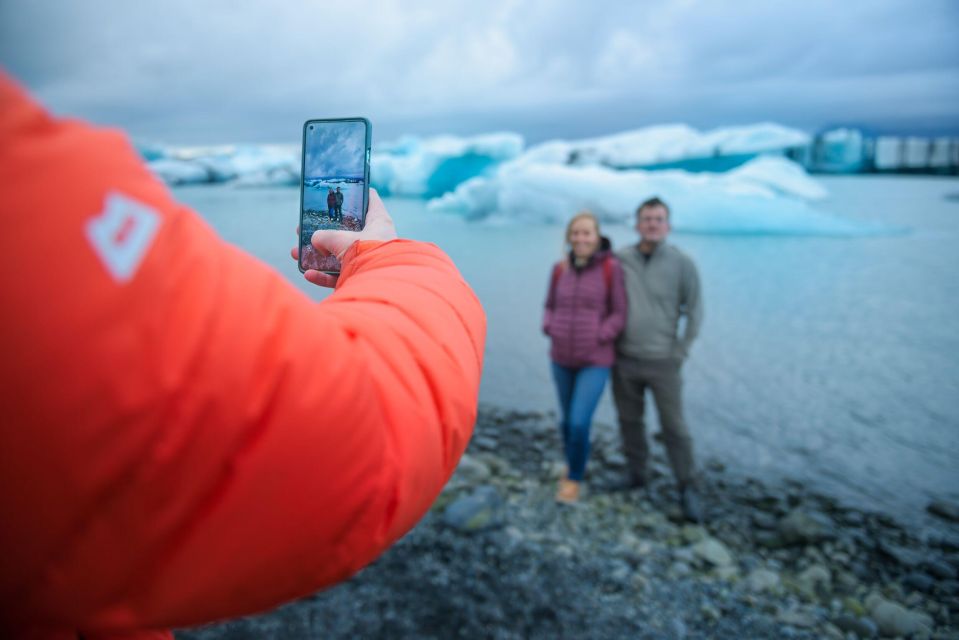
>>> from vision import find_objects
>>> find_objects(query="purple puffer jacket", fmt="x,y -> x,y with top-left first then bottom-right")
542,239 -> 627,367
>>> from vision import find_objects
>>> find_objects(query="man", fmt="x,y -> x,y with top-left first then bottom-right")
334,186 -> 344,221
613,196 -> 704,522
0,72 -> 485,639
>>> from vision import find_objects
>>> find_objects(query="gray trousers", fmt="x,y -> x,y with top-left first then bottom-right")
612,356 -> 695,488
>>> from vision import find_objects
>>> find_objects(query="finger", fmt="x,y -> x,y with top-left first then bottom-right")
304,269 -> 339,288
291,245 -> 299,261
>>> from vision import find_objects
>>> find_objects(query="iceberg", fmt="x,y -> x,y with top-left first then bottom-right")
429,156 -> 892,237
146,144 -> 300,186
520,123 -> 810,172
371,132 -> 523,198
147,158 -> 213,185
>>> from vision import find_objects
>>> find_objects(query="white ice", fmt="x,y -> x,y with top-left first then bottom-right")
371,132 -> 523,197
146,144 -> 300,186
519,122 -> 810,169
429,156 -> 892,237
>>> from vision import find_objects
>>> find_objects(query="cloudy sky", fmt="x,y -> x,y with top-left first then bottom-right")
305,120 -> 367,178
1,0 -> 957,145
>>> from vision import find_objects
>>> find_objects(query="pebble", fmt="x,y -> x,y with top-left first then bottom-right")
453,454 -> 491,483
776,607 -> 816,628
833,614 -> 878,638
681,524 -> 708,544
876,539 -> 924,568
902,572 -> 936,594
746,568 -> 782,593
923,558 -> 957,581
927,500 -> 959,523
865,594 -> 935,637
692,536 -> 734,567
778,509 -> 835,545
442,485 -> 503,533
796,564 -> 831,601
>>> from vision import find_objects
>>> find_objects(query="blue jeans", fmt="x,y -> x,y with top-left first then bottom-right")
550,363 -> 610,481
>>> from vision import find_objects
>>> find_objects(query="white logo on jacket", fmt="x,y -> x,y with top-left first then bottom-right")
85,191 -> 161,282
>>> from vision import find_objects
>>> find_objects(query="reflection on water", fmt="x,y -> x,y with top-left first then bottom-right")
175,175 -> 959,530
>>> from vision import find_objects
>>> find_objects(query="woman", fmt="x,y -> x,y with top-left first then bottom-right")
543,211 -> 627,503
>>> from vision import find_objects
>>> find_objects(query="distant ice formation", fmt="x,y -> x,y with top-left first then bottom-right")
521,123 -> 809,170
429,156 -> 892,237
144,144 -> 300,186
135,124 -> 921,235
370,133 -> 523,197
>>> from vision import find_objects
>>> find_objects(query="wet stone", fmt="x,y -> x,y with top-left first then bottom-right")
902,572 -> 936,594
779,509 -> 836,545
923,558 -> 957,581
833,614 -> 878,638
928,500 -> 959,523
442,485 -> 504,533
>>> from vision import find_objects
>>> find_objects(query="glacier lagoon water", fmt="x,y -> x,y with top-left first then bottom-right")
174,175 -> 959,529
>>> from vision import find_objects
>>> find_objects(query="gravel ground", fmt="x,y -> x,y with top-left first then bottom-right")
178,407 -> 959,639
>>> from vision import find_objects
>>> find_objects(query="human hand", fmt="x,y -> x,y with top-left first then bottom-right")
290,188 -> 398,288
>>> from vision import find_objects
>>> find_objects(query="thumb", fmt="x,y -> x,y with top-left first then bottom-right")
311,229 -> 356,260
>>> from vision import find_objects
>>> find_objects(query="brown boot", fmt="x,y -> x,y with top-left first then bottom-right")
555,479 -> 580,504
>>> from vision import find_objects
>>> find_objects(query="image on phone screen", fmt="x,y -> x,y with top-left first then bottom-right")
299,118 -> 370,273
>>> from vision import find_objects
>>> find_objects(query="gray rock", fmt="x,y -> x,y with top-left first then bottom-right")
755,531 -> 787,549
927,500 -> 959,523
779,509 -> 835,545
751,511 -> 779,530
923,558 -> 957,581
833,614 -> 878,638
681,524 -> 708,544
929,533 -> 959,553
796,564 -> 832,601
442,485 -> 503,533
876,539 -> 924,568
833,570 -> 860,594
672,545 -> 696,560
746,568 -> 782,593
453,454 -> 491,484
471,434 -> 498,451
715,565 -> 740,581
692,536 -> 734,567
669,617 -> 688,639
865,594 -> 934,637
699,603 -> 721,622
902,572 -> 936,594
776,607 -> 816,628
939,579 -> 959,596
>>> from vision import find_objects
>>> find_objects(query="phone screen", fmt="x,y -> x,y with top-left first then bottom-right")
299,118 -> 371,273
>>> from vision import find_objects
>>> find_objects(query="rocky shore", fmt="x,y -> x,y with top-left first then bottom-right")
178,407 -> 959,639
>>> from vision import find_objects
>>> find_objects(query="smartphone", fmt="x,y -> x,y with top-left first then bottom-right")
298,117 -> 372,273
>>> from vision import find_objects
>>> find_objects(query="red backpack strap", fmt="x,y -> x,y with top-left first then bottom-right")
603,256 -> 614,312
551,261 -> 564,290
548,261 -> 564,307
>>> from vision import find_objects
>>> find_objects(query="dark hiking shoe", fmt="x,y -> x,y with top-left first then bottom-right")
680,486 -> 705,523
606,472 -> 649,493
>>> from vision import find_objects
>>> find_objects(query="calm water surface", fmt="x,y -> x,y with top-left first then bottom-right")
175,175 -> 959,530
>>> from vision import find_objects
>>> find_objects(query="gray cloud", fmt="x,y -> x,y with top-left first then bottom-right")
2,0 -> 956,144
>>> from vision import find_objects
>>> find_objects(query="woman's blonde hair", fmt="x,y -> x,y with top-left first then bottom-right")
565,210 -> 600,244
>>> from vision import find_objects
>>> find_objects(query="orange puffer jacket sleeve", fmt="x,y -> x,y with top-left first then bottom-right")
0,72 -> 486,635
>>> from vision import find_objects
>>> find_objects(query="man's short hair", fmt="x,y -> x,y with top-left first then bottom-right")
637,196 -> 670,220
